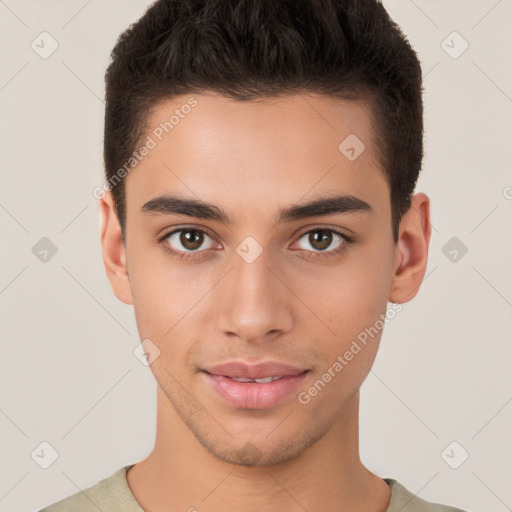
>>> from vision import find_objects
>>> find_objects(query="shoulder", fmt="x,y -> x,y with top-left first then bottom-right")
386,479 -> 467,512
39,489 -> 98,512
38,465 -> 137,512
38,479 -> 103,512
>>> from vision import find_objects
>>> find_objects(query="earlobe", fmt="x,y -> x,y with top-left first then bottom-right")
99,191 -> 133,305
388,193 -> 432,304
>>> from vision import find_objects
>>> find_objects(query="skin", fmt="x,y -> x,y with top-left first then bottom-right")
99,92 -> 431,512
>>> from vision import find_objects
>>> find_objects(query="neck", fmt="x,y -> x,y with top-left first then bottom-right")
127,387 -> 391,512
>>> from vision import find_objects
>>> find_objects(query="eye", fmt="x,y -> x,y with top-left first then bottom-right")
158,226 -> 353,261
159,227 -> 219,259
293,228 -> 352,257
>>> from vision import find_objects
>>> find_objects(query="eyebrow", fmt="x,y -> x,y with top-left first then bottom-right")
141,193 -> 373,224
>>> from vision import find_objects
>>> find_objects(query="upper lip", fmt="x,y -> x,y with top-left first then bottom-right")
202,360 -> 309,379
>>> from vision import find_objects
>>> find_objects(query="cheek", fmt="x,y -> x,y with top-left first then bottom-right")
128,249 -> 211,349
297,247 -> 393,340
297,262 -> 391,412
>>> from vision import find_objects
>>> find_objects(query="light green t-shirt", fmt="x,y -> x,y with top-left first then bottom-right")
39,464 -> 466,512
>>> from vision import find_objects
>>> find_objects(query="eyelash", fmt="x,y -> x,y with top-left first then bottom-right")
157,226 -> 354,261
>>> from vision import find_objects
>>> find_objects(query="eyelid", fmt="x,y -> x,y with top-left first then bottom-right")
158,224 -> 216,242
292,222 -> 355,238
294,223 -> 353,239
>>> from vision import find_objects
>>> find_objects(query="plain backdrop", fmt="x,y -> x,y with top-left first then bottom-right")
1,1 -> 511,511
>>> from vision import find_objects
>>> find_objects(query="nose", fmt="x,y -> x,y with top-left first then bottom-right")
215,247 -> 294,343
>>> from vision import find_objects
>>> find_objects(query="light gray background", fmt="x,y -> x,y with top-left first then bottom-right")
1,1 -> 511,511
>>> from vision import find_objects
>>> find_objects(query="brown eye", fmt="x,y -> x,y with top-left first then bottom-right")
309,230 -> 333,251
295,229 -> 348,254
163,228 -> 216,254
179,229 -> 204,250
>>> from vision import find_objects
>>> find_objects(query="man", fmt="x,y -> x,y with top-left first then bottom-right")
40,0 -> 467,510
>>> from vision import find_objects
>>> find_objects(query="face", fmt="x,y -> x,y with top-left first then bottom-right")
101,92 -> 427,467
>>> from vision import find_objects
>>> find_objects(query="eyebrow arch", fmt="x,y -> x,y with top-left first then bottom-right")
141,193 -> 373,224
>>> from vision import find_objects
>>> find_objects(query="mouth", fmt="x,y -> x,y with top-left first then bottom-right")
201,362 -> 310,409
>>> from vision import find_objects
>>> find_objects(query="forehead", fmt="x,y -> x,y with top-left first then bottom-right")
124,92 -> 388,221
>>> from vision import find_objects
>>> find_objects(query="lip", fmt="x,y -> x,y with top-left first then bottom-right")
202,360 -> 308,379
202,372 -> 309,409
201,360 -> 310,409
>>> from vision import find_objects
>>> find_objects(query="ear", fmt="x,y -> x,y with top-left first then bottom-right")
388,192 -> 432,304
99,190 -> 133,305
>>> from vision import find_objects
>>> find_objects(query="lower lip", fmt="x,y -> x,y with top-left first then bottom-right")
202,371 -> 309,409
